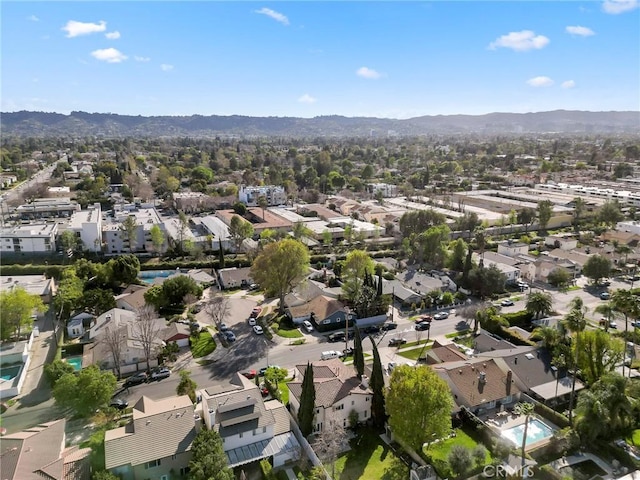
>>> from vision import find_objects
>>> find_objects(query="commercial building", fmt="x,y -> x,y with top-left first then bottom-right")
16,198 -> 80,220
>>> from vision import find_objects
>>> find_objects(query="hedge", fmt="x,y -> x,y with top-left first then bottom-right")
259,459 -> 277,480
534,402 -> 570,429
501,310 -> 533,328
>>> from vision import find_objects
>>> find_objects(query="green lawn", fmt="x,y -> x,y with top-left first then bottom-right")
274,325 -> 303,339
190,331 -> 216,358
277,378 -> 291,405
627,429 -> 640,446
445,329 -> 470,338
424,428 -> 493,479
333,428 -> 409,480
403,339 -> 432,348
397,345 -> 431,361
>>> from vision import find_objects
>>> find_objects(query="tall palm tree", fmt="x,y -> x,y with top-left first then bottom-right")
530,325 -> 560,350
564,300 -> 587,424
611,289 -> 640,377
525,292 -> 553,320
513,402 -> 535,466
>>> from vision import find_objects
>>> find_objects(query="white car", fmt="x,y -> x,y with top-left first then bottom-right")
302,320 -> 314,333
253,325 -> 264,335
248,317 -> 257,326
434,311 -> 449,320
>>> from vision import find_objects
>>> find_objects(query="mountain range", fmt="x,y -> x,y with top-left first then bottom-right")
1,110 -> 638,137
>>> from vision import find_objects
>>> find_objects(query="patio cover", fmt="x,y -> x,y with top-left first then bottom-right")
226,432 -> 300,467
530,376 -> 584,400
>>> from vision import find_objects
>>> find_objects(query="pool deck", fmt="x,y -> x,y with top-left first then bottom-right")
550,453 -> 613,479
485,412 -> 559,451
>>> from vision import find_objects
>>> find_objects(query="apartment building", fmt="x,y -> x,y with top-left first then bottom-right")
102,204 -> 167,255
0,223 -> 57,253
238,185 -> 287,207
68,203 -> 103,252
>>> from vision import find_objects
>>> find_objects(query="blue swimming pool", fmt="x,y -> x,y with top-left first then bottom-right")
0,364 -> 23,381
502,418 -> 555,446
139,270 -> 178,284
65,356 -> 82,371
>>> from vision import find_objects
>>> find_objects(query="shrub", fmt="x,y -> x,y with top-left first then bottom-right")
259,459 -> 277,480
534,403 -> 570,429
502,310 -> 533,328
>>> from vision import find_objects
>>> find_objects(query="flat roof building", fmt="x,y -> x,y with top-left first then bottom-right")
0,223 -> 57,254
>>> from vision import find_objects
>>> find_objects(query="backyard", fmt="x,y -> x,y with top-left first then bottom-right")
423,427 -> 493,479
332,428 -> 409,480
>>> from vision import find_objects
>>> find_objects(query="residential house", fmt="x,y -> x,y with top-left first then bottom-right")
473,330 -> 517,354
0,419 -> 91,480
367,183 -> 398,198
102,204 -> 169,255
475,254 -> 521,284
0,274 -> 57,304
284,279 -> 340,310
434,358 -> 521,415
217,267 -> 253,290
600,229 -> 640,247
424,340 -> 469,365
105,395 -> 196,480
16,198 -> 80,220
66,312 -> 95,339
544,235 -> 578,251
197,373 -> 300,468
115,285 -> 150,312
0,223 -> 57,254
497,241 -> 529,258
381,279 -> 422,308
288,359 -> 372,432
397,270 -> 450,296
162,322 -> 191,348
482,251 -> 536,284
192,215 -> 232,251
0,173 -> 18,188
287,295 -> 351,331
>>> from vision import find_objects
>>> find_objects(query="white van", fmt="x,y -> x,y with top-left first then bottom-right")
321,350 -> 342,360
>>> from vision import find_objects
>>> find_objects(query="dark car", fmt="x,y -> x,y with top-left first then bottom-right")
150,367 -> 171,381
363,325 -> 381,335
389,338 -> 407,347
224,330 -> 236,342
124,372 -> 148,387
381,322 -> 398,331
110,398 -> 128,410
328,332 -> 345,343
415,321 -> 431,331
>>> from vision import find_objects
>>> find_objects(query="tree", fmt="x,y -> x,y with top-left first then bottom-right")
150,224 -> 165,255
598,201 -> 624,228
537,200 -> 554,231
369,337 -> 386,429
176,210 -> 190,256
398,209 -> 446,238
582,254 -> 611,285
251,238 -> 310,314
449,238 -> 467,272
158,341 -> 180,363
79,288 -> 117,316
177,370 -> 197,403
204,291 -> 230,329
298,362 -> 316,437
120,215 -> 138,252
448,445 -> 472,479
133,305 -> 163,372
595,302 -> 617,332
517,208 -> 536,234
229,215 -> 254,252
467,265 -> 506,299
44,359 -> 75,387
292,221 -> 312,240
102,324 -> 125,379
52,365 -> 117,417
472,445 -> 487,468
218,238 -> 225,268
144,285 -> 167,310
189,429 -> 234,480
92,471 -> 120,480
58,230 -> 80,259
257,195 -> 268,220
0,287 -> 45,340
109,254 -> 140,285
341,249 -> 374,304
53,269 -> 85,320
513,402 -> 535,467
353,327 -> 364,379
547,268 -> 572,290
454,212 -> 480,240
573,197 -> 585,231
525,292 -> 553,320
574,329 -> 624,384
161,275 -> 202,306
386,365 -> 453,451
313,411 -> 348,480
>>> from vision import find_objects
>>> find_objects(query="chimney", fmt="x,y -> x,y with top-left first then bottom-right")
479,372 -> 486,384
506,370 -> 512,396
514,357 -> 518,364
360,375 -> 369,389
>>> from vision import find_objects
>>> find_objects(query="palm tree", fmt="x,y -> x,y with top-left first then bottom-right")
530,325 -> 560,350
564,300 -> 587,424
513,402 -> 535,466
611,290 -> 640,377
525,292 -> 553,320
595,302 -> 617,332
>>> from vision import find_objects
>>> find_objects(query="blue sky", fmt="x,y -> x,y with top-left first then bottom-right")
2,1 -> 639,118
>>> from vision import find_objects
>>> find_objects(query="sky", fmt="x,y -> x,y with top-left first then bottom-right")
2,1 -> 639,119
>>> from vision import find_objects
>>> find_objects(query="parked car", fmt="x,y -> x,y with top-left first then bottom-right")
253,325 -> 264,335
415,321 -> 431,331
363,325 -> 381,335
321,350 -> 342,360
150,367 -> 171,381
328,332 -> 345,342
241,370 -> 257,379
381,322 -> 398,331
343,347 -> 354,356
302,320 -> 314,333
219,323 -> 229,331
110,398 -> 128,410
124,372 -> 148,387
248,317 -> 257,326
224,331 -> 236,342
389,338 -> 407,347
248,283 -> 260,291
501,299 -> 515,307
250,307 -> 262,318
259,385 -> 270,397
631,321 -> 640,328
600,292 -> 611,300
434,311 -> 449,320
609,321 -> 618,329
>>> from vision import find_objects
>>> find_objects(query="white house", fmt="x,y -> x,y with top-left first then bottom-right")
197,373 -> 300,468
497,241 -> 529,258
66,312 -> 95,339
544,235 -> 578,251
68,203 -> 103,252
0,223 -> 57,253
287,359 -> 372,433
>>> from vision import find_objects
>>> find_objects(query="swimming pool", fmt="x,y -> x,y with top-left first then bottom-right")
65,356 -> 82,371
0,364 -> 23,381
501,418 -> 555,447
139,270 -> 177,284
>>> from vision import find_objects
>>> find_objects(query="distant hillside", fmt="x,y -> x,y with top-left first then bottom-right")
1,110 -> 638,137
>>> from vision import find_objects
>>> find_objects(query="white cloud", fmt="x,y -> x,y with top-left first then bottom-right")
160,64 -> 174,71
28,15 -> 39,22
298,94 -> 317,104
91,48 -> 127,63
254,7 -> 289,25
561,80 -> 576,89
602,0 -> 639,14
489,30 -> 550,51
566,25 -> 595,36
356,66 -> 381,79
62,20 -> 107,38
526,76 -> 554,87
134,56 -> 151,62
105,31 -> 121,40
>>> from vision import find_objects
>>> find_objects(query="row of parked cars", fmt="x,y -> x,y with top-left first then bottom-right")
326,322 -> 398,342
123,367 -> 171,388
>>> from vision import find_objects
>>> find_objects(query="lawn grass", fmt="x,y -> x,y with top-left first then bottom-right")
403,339 -> 432,348
274,325 -> 303,339
190,331 -> 216,358
445,329 -> 470,338
397,345 -> 431,361
277,377 -> 292,405
424,427 -> 493,479
333,428 -> 409,480
627,429 -> 640,446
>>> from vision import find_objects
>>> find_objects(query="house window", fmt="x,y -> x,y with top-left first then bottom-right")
239,432 -> 243,438
322,319 -> 331,324
171,454 -> 177,460
364,411 -> 368,418
316,408 -> 320,414
144,459 -> 161,469
352,400 -> 354,406
180,467 -> 191,476
343,418 -> 347,427
366,397 -> 370,402
334,404 -> 344,411
161,476 -> 168,480
263,426 -> 267,433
